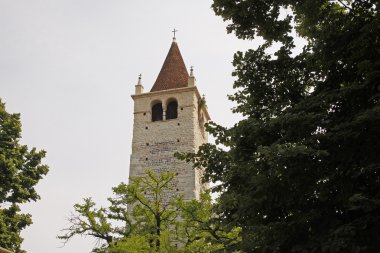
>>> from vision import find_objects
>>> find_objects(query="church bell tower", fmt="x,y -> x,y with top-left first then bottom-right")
129,37 -> 210,200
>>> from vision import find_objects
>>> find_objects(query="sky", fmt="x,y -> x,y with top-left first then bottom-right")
0,1 -> 260,252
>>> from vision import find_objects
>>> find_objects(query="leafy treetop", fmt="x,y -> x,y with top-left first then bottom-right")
58,169 -> 241,253
178,0 -> 380,252
0,99 -> 49,253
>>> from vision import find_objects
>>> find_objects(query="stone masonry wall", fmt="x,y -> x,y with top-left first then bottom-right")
129,86 -> 209,201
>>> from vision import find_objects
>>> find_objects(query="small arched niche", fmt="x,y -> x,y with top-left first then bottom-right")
166,99 -> 178,120
151,101 -> 163,122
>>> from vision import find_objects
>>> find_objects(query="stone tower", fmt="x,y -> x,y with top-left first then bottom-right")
129,38 -> 210,200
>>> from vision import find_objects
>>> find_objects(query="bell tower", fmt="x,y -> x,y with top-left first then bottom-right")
129,37 -> 210,200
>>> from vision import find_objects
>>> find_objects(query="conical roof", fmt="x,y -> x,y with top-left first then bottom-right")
150,40 -> 189,92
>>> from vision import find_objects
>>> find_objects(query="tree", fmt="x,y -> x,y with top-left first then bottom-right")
180,0 -> 380,252
58,170 -> 178,252
58,170 -> 241,252
176,193 -> 241,253
0,99 -> 49,252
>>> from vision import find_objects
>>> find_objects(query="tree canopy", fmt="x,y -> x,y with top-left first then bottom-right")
180,0 -> 380,252
0,99 -> 49,253
59,170 -> 240,252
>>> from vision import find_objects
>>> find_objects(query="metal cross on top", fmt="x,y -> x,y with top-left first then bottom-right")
172,28 -> 178,38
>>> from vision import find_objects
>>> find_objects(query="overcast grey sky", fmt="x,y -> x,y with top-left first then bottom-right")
0,1 -> 259,252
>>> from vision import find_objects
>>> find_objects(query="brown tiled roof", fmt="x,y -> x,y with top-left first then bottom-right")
150,40 -> 189,92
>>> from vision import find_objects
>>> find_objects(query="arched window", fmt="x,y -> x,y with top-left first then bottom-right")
152,103 -> 163,122
166,100 -> 178,120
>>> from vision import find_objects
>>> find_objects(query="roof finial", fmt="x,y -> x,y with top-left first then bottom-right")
135,73 -> 144,94
172,28 -> 178,41
190,66 -> 194,77
188,66 -> 196,87
137,74 -> 142,85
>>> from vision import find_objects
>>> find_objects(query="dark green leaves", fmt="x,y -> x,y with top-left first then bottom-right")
183,0 -> 380,251
0,99 -> 49,253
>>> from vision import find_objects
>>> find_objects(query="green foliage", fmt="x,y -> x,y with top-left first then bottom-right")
179,0 -> 380,252
112,170 -> 180,251
177,193 -> 241,252
59,170 -> 241,252
107,235 -> 150,253
0,99 -> 49,252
